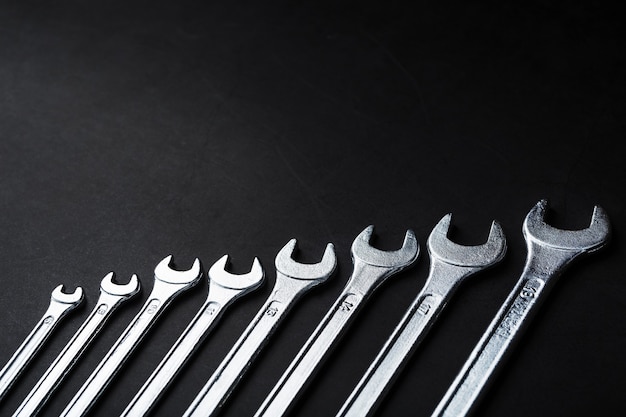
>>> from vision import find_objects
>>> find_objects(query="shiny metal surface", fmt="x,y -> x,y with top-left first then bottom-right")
13,273 -> 139,417
254,226 -> 419,417
432,200 -> 610,417
60,256 -> 201,417
0,285 -> 83,402
183,239 -> 336,417
338,215 -> 506,417
121,255 -> 264,417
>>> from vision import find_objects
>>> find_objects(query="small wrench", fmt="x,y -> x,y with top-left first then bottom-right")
255,225 -> 419,417
0,285 -> 83,402
121,255 -> 264,417
183,239 -> 337,417
338,214 -> 506,417
60,255 -> 202,417
13,273 -> 139,417
432,200 -> 610,417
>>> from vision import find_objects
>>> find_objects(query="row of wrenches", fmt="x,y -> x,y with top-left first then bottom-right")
0,200 -> 611,417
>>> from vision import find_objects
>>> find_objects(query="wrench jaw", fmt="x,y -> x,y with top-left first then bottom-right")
208,255 -> 265,291
351,225 -> 419,270
154,255 -> 203,285
100,273 -> 141,298
346,226 -> 419,296
428,214 -> 507,269
275,239 -> 337,282
51,285 -> 84,307
521,201 -> 611,285
523,200 -> 611,253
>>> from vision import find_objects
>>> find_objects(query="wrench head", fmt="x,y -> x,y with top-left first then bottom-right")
351,226 -> 419,269
209,255 -> 265,291
523,200 -> 610,252
427,214 -> 507,268
100,272 -> 141,297
275,239 -> 337,281
154,255 -> 203,285
51,284 -> 84,306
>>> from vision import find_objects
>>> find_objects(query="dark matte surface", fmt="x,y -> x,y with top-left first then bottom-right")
0,1 -> 624,416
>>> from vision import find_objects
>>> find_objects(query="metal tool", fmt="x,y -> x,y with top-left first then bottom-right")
432,200 -> 610,417
0,285 -> 83,402
60,255 -> 202,417
338,214 -> 506,417
255,225 -> 419,417
121,255 -> 264,417
13,273 -> 139,417
183,239 -> 336,417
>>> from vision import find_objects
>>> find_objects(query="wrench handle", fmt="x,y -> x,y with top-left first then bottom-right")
432,272 -> 546,417
0,298 -> 77,401
183,297 -> 290,417
61,282 -> 178,417
255,291 -> 363,417
13,292 -> 127,417
338,290 -> 447,417
122,299 -> 227,417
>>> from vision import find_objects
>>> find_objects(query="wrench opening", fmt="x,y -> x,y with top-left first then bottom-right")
154,255 -> 203,285
428,214 -> 506,268
100,272 -> 141,297
51,285 -> 84,305
275,239 -> 337,281
524,200 -> 610,252
351,226 -> 419,269
209,255 -> 264,291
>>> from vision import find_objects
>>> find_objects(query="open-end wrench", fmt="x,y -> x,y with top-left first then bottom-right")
0,285 -> 83,402
338,215 -> 506,417
121,255 -> 264,417
432,200 -> 610,417
60,255 -> 202,417
13,273 -> 140,417
255,225 -> 419,417
183,239 -> 337,417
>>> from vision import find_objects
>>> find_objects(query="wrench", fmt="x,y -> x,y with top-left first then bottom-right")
255,225 -> 419,417
121,255 -> 264,417
338,214 -> 506,417
432,200 -> 610,417
13,273 -> 140,417
183,239 -> 337,417
60,255 -> 202,417
0,285 -> 83,402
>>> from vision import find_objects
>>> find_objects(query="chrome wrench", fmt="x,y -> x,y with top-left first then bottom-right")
183,239 -> 336,417
61,255 -> 202,417
0,285 -> 83,402
121,255 -> 264,417
255,225 -> 419,417
338,214 -> 506,417
432,200 -> 610,417
13,273 -> 139,417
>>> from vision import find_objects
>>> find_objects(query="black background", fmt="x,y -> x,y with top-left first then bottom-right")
1,1 -> 624,416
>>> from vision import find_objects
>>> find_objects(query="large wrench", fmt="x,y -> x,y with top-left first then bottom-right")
255,225 -> 419,417
121,255 -> 264,417
0,285 -> 83,402
183,239 -> 337,417
432,200 -> 610,417
61,255 -> 202,417
338,214 -> 506,417
13,273 -> 139,417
